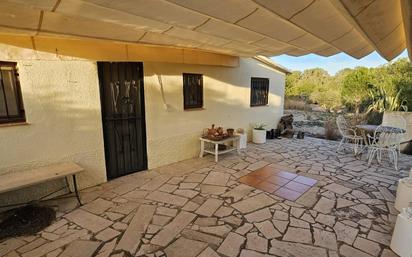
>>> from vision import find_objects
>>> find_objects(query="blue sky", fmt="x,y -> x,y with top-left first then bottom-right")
271,49 -> 409,75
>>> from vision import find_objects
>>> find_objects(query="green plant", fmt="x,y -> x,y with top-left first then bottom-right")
253,123 -> 266,130
366,85 -> 408,113
366,111 -> 383,125
284,97 -> 307,110
341,67 -> 372,113
285,58 -> 412,113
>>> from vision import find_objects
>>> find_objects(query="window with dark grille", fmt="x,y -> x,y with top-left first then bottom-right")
250,77 -> 269,107
0,62 -> 25,124
183,73 -> 203,109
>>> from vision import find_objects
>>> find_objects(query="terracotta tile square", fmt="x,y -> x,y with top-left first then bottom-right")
274,187 -> 303,201
249,166 -> 278,178
254,181 -> 280,193
284,181 -> 310,193
266,175 -> 290,186
275,171 -> 298,180
239,175 -> 262,186
293,176 -> 317,186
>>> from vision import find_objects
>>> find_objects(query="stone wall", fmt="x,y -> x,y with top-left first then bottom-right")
383,111 -> 412,152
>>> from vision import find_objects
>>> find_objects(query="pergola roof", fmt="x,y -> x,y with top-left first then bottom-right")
0,0 -> 410,60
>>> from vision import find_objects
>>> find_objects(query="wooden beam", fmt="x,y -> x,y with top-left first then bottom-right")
0,34 -> 239,67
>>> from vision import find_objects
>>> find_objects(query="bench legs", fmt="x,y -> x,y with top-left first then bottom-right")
72,175 -> 82,206
65,177 -> 72,193
64,175 -> 82,206
0,175 -> 83,209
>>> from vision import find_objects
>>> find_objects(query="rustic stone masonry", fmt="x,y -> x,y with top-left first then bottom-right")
0,137 -> 411,257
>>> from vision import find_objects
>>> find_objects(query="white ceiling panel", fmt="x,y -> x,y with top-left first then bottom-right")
253,0 -> 313,19
0,2 -> 41,31
42,12 -> 146,42
0,0 -> 408,60
166,0 -> 256,23
165,27 -> 230,47
85,0 -> 208,29
237,9 -> 305,43
196,19 -> 264,44
57,0 -> 170,33
4,0 -> 57,11
291,0 -> 353,41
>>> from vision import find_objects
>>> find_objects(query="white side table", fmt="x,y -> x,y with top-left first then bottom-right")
199,136 -> 240,162
390,209 -> 412,257
395,178 -> 412,211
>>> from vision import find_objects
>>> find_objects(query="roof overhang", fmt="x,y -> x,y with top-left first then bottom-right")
253,56 -> 291,74
0,34 -> 240,67
0,0 -> 410,61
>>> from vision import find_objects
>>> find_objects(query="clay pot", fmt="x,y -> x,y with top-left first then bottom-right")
217,127 -> 224,135
208,124 -> 216,135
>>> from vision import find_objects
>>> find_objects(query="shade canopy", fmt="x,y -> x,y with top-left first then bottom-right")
0,0 -> 410,60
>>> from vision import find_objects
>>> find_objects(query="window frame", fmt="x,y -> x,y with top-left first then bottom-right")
183,73 -> 203,110
0,61 -> 26,124
250,77 -> 269,107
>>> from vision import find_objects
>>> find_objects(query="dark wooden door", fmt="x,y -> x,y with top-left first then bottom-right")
98,62 -> 147,179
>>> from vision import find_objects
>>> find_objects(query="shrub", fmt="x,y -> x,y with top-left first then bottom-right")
284,98 -> 307,110
366,111 -> 383,125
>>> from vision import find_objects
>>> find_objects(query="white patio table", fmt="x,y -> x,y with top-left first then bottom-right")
356,125 -> 406,138
355,125 -> 406,154
199,136 -> 240,162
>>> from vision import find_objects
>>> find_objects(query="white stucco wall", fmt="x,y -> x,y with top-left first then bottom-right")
143,59 -> 285,168
0,44 -> 285,206
0,45 -> 106,206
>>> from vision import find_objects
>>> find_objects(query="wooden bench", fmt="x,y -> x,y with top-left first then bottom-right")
0,162 -> 84,207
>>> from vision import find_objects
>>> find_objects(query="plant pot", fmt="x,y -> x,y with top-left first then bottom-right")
253,129 -> 267,144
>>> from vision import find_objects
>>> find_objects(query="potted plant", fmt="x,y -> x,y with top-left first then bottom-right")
253,123 -> 267,144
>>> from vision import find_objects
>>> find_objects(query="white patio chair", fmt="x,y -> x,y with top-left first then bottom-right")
382,115 -> 407,153
336,115 -> 363,155
367,126 -> 401,170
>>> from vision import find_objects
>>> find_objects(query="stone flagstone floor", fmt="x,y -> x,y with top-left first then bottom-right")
1,137 -> 412,257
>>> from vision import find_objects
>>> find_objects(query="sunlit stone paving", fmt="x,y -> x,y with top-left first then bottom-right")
1,137 -> 411,257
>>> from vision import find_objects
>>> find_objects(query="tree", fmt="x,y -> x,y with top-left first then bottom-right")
284,58 -> 411,113
285,71 -> 301,96
340,67 -> 372,113
389,58 -> 412,110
